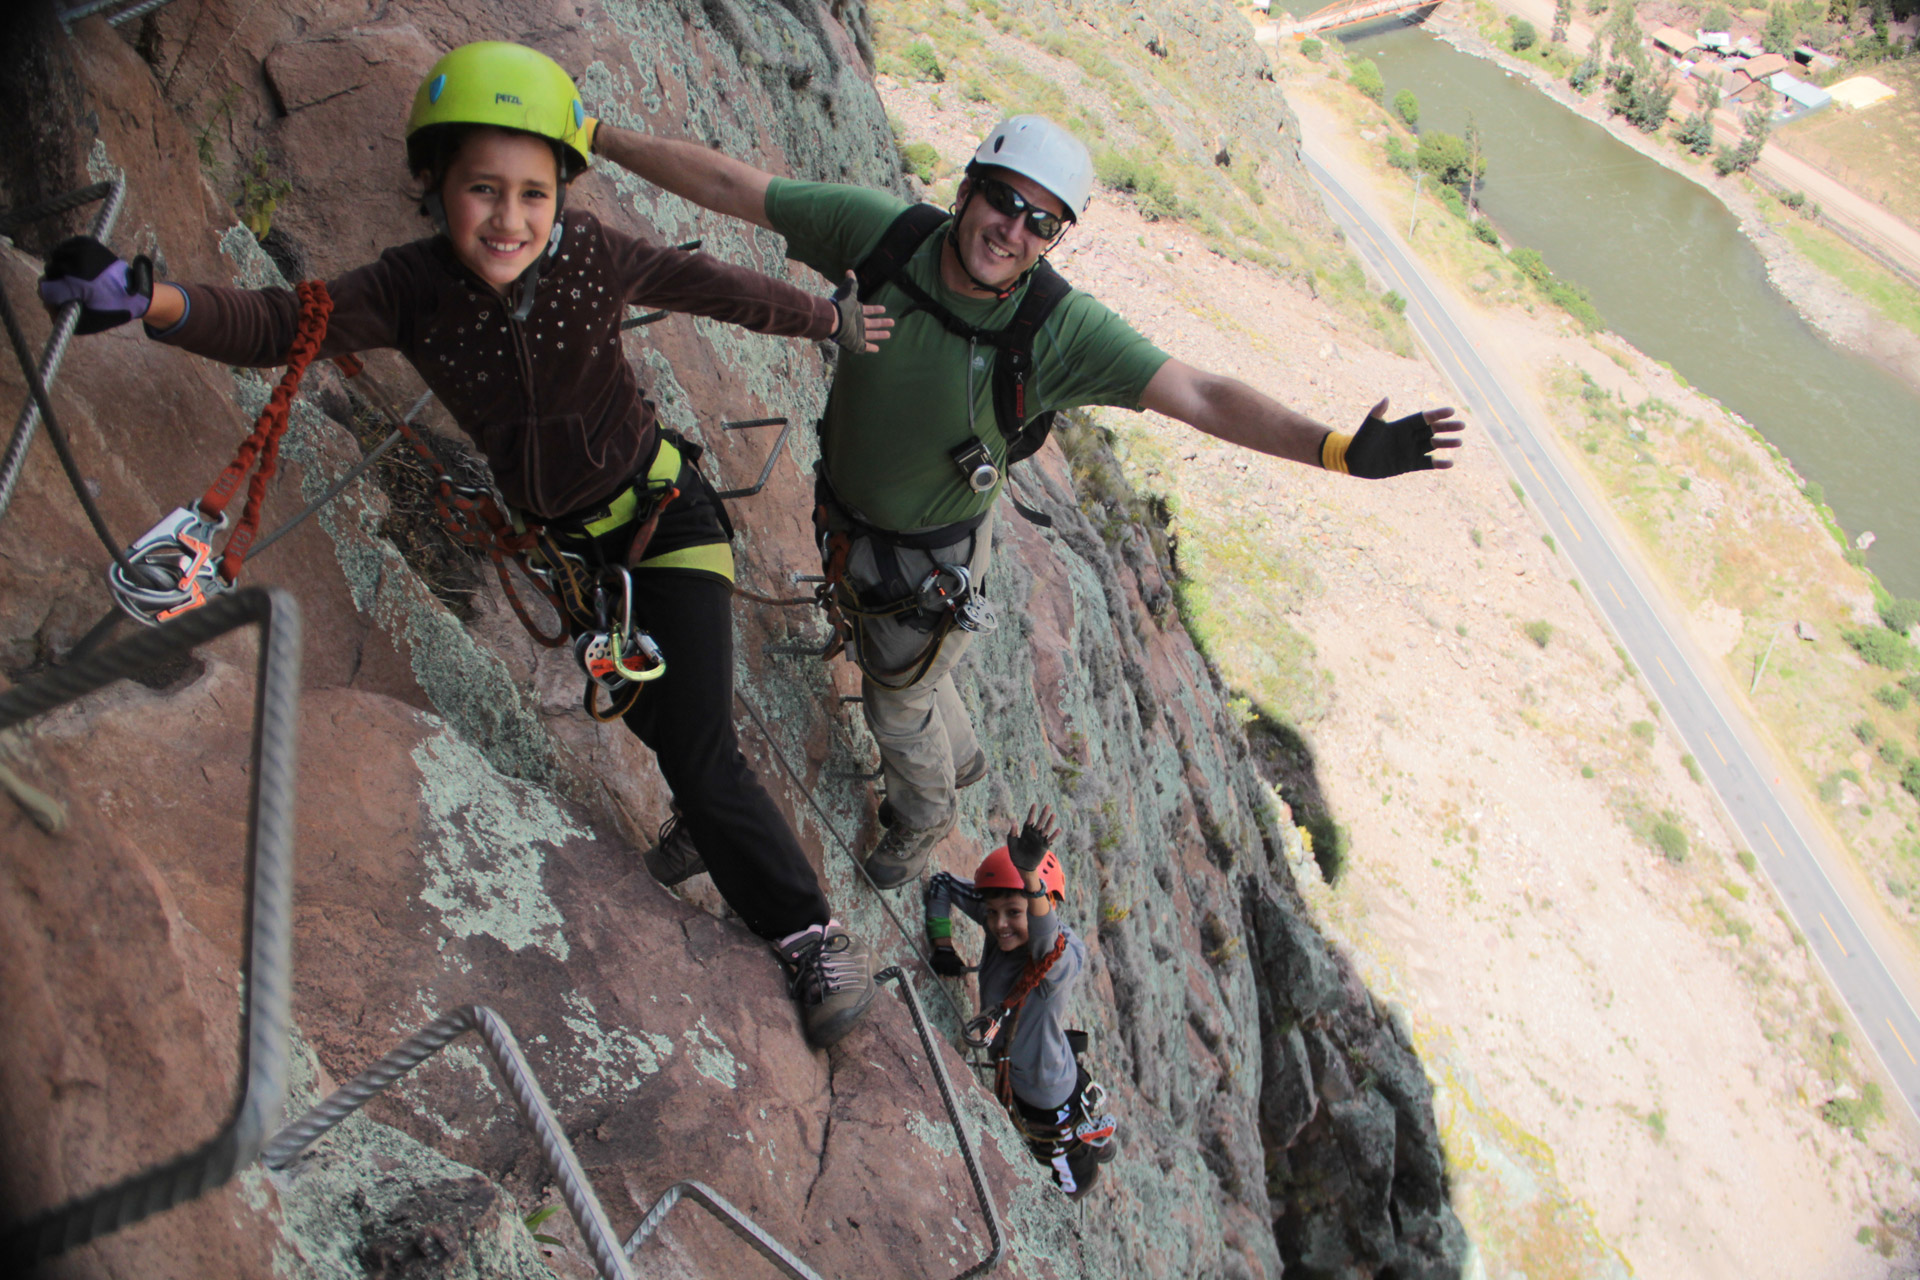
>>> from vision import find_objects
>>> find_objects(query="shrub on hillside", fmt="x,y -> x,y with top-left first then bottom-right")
903,41 -> 944,82
1881,597 -> 1920,635
1876,684 -> 1912,712
1904,758 -> 1920,803
1509,16 -> 1539,50
1570,57 -> 1602,92
1510,246 -> 1551,284
1385,133 -> 1416,170
1301,37 -> 1324,61
898,141 -> 939,183
1415,131 -> 1483,191
1651,820 -> 1688,863
1845,626 -> 1918,670
1350,58 -> 1386,104
1524,619 -> 1554,647
1394,88 -> 1421,128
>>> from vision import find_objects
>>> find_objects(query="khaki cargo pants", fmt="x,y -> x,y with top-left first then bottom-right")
839,508 -> 996,832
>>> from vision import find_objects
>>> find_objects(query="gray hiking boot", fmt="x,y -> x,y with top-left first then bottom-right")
773,920 -> 877,1049
863,807 -> 957,889
642,812 -> 706,886
877,750 -> 987,830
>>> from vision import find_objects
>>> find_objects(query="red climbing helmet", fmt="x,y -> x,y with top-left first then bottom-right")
974,845 -> 1065,900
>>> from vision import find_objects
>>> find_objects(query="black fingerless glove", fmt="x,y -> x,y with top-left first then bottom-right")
930,945 -> 975,977
1008,819 -> 1052,875
1321,409 -> 1437,479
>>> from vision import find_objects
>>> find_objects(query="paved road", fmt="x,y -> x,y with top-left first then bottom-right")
1303,146 -> 1920,1123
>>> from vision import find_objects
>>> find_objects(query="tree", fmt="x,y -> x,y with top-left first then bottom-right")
1713,109 -> 1771,173
1394,88 -> 1421,128
1673,111 -> 1716,153
1763,3 -> 1799,51
1553,0 -> 1574,42
1705,2 -> 1734,28
1350,58 -> 1386,104
1605,0 -> 1645,59
1570,56 -> 1603,91
1415,131 -> 1486,192
1464,113 -> 1485,212
1510,16 -> 1540,50
1609,66 -> 1676,130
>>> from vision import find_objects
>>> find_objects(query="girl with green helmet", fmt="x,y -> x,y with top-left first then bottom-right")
38,40 -> 894,1052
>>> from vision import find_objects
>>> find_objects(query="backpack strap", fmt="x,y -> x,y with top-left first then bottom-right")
855,203 -> 951,303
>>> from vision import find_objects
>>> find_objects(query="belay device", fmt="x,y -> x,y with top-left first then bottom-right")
560,561 -> 666,721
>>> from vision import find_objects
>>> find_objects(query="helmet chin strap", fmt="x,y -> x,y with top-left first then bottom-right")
426,183 -> 568,321
947,186 -> 1065,301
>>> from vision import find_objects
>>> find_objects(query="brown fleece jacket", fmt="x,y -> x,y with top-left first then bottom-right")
151,212 -> 836,518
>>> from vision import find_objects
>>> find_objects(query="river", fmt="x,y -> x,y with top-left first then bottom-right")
1317,15 -> 1920,599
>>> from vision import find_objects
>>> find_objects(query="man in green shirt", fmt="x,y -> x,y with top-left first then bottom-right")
592,114 -> 1463,888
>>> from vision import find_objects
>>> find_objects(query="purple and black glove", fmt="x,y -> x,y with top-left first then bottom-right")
930,945 -> 976,977
38,236 -> 154,335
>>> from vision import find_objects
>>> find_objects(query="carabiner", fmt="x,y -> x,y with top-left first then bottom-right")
106,506 -> 233,625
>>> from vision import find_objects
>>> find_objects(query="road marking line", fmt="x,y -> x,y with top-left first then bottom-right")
1762,820 -> 1786,857
1525,456 -> 1545,485
1890,1018 -> 1917,1067
1607,582 -> 1625,608
1656,656 -> 1676,685
1820,913 -> 1849,956
1704,730 -> 1727,765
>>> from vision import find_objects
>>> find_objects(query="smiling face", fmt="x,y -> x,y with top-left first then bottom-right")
433,127 -> 560,291
945,167 -> 1069,295
982,892 -> 1031,952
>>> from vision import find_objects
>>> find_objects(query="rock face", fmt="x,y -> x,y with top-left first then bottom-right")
0,2 -> 1465,1278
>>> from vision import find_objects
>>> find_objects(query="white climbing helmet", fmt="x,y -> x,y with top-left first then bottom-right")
969,116 -> 1094,220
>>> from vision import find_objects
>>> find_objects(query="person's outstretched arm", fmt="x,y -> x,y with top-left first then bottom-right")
1139,357 -> 1464,477
592,125 -> 776,230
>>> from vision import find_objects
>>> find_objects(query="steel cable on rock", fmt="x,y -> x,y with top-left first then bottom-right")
0,587 -> 301,1267
263,1006 -> 635,1280
0,175 -> 124,521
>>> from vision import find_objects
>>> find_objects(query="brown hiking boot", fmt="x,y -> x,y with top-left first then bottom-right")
877,749 -> 987,830
642,812 -> 706,886
772,920 -> 877,1048
862,807 -> 956,889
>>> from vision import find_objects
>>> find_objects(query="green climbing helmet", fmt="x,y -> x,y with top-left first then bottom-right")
406,42 -> 594,180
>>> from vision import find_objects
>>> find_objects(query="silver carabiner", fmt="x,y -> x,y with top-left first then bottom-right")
106,506 -> 232,625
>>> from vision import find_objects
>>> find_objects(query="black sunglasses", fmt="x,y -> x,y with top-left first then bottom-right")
975,175 -> 1068,241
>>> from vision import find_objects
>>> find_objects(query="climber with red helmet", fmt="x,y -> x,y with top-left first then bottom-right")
925,804 -> 1118,1197
36,41 -> 896,1052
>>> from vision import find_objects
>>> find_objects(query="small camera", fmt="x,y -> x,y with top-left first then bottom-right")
949,439 -> 1000,494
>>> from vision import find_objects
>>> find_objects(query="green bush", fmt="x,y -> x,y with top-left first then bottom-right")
1095,151 -> 1182,219
1844,627 -> 1918,670
1350,58 -> 1386,104
1651,820 -> 1688,862
1394,88 -> 1421,128
1683,753 -> 1704,783
903,41 -> 945,82
1881,598 -> 1920,634
1384,133 -> 1416,171
1509,16 -> 1539,50
1882,741 -> 1908,767
1704,3 -> 1733,28
1672,112 -> 1715,156
1822,1082 -> 1884,1136
1875,684 -> 1912,712
1569,57 -> 1602,92
1904,759 -> 1920,802
1631,719 -> 1657,743
1416,131 -> 1483,191
1471,218 -> 1500,244
1524,619 -> 1554,648
898,141 -> 939,183
1545,277 -> 1603,330
1383,289 -> 1407,312
1510,246 -> 1551,284
1855,719 -> 1880,744
1436,183 -> 1470,220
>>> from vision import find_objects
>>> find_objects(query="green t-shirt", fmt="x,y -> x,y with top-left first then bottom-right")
764,177 -> 1171,531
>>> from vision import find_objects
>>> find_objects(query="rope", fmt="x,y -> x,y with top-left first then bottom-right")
0,174 -> 125,522
0,588 -> 301,1267
196,280 -> 333,582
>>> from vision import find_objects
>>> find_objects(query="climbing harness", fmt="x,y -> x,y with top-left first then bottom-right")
106,281 -> 335,624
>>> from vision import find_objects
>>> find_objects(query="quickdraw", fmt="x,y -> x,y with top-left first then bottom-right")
107,281 -> 334,624
570,562 -> 666,722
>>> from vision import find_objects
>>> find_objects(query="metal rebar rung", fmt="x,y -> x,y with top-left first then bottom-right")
0,174 -> 125,522
263,1006 -> 635,1280
0,588 -> 301,1268
624,1181 -> 822,1280
618,310 -> 669,330
714,417 -> 794,500
766,635 -> 835,658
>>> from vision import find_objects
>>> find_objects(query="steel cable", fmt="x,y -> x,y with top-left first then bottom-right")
0,175 -> 124,521
0,587 -> 301,1267
0,181 -> 113,239
262,1006 -> 635,1280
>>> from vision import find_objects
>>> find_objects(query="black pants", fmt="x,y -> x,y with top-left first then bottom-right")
614,568 -> 829,940
1013,1066 -> 1103,1196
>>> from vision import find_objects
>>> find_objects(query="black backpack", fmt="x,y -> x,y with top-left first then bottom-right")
853,204 -> 1074,482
